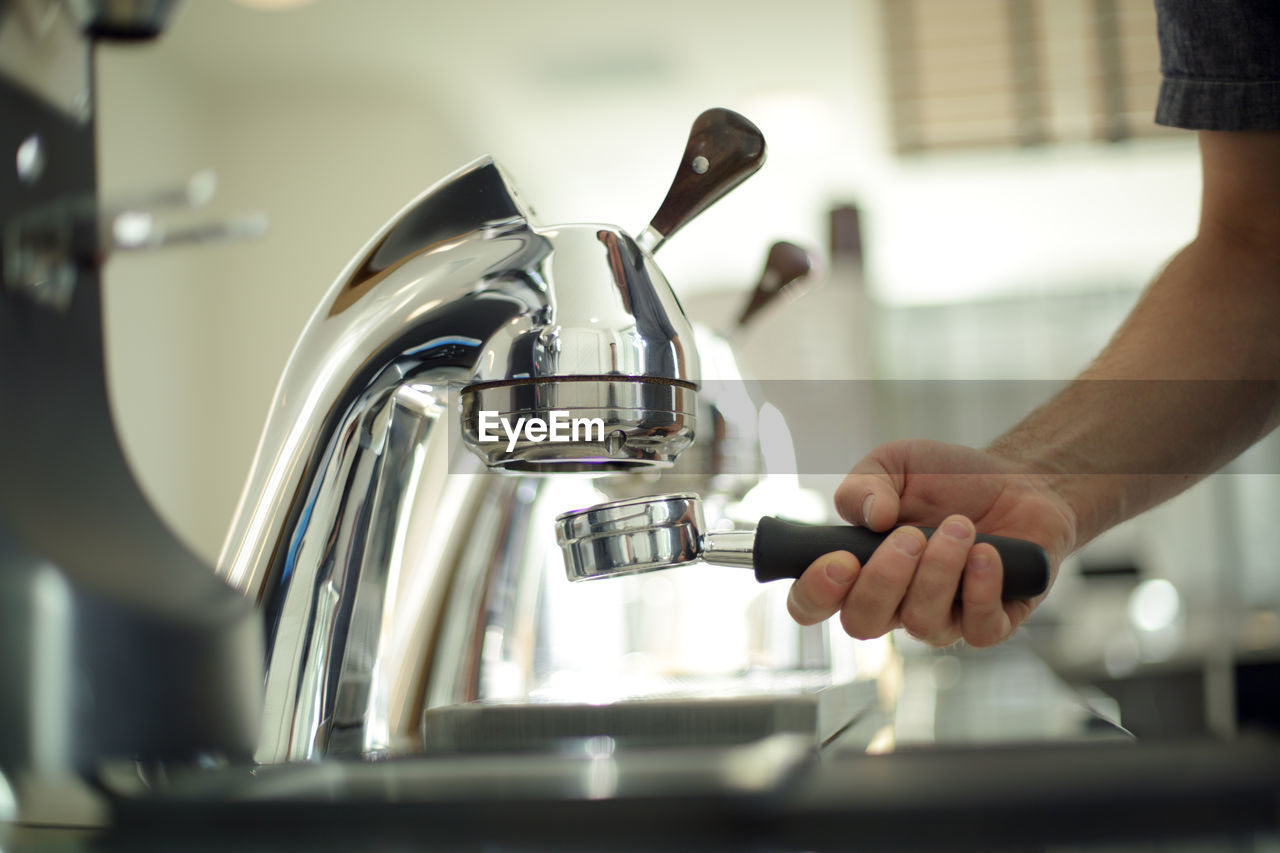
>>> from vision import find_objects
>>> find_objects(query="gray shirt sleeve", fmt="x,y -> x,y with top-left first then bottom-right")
1155,0 -> 1280,131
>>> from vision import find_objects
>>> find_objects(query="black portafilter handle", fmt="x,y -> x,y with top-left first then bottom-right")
752,516 -> 1050,600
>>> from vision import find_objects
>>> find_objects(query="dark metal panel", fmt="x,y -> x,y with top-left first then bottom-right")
0,51 -> 259,769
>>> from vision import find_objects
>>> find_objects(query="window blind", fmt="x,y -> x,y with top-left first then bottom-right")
885,0 -> 1175,153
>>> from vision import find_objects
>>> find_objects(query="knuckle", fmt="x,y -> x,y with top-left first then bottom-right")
898,604 -> 933,637
834,476 -> 858,505
963,625 -> 1005,648
858,560 -> 902,596
881,438 -> 914,461
839,608 -> 882,641
915,555 -> 963,595
911,630 -> 953,648
834,479 -> 867,519
786,590 -> 822,626
961,586 -> 996,610
859,569 -> 916,617
819,551 -> 857,587
787,602 -> 813,626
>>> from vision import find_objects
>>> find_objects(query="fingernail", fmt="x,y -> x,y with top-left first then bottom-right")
942,518 -> 972,540
861,493 -> 876,525
824,555 -> 854,585
892,529 -> 924,556
785,587 -> 808,623
968,552 -> 991,572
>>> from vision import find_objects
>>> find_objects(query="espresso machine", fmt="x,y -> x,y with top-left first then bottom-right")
5,4 -> 1280,849
210,95 -> 881,761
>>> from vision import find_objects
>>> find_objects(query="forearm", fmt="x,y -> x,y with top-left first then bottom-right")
990,233 -> 1280,547
798,133 -> 1280,647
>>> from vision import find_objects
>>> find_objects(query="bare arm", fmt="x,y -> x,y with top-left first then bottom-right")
788,130 -> 1280,647
991,130 -> 1280,546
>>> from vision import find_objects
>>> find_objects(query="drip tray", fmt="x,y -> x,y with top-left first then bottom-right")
421,678 -> 879,753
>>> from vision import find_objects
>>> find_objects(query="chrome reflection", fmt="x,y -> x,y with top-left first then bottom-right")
217,157 -> 701,762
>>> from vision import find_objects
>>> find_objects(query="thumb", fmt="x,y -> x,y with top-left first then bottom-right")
834,447 -> 906,531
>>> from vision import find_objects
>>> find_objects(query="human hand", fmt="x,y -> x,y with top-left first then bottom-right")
786,439 -> 1077,647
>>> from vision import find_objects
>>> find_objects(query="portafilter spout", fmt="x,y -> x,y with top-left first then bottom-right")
554,493 -> 1050,599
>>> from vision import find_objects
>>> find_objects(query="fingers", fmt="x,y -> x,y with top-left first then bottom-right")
897,515 -> 974,645
838,526 -> 927,640
787,551 -> 859,626
798,441 -> 1043,646
959,543 -> 1013,647
789,519 -> 1022,649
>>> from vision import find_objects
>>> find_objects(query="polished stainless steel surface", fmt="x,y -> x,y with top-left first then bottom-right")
457,220 -> 699,471
121,731 -> 816,806
440,320 -> 800,713
460,378 -> 696,471
91,642 -> 1212,853
0,0 -> 91,122
6,169 -> 265,312
556,491 -> 757,582
0,768 -> 13,844
702,529 -> 756,569
16,134 -> 46,185
215,136 -> 752,760
220,155 -> 700,589
556,493 -> 705,581
105,170 -> 269,253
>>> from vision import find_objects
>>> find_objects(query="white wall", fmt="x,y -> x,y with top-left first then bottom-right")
97,47 -> 220,557
866,139 -> 1199,305
97,39 -> 469,563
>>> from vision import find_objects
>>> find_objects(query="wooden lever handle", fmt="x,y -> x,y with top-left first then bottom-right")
737,241 -> 813,328
644,108 -> 766,252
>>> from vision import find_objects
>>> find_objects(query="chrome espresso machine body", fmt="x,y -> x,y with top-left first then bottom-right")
216,111 -> 771,762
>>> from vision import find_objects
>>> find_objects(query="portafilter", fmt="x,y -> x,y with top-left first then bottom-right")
554,493 -> 1050,599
